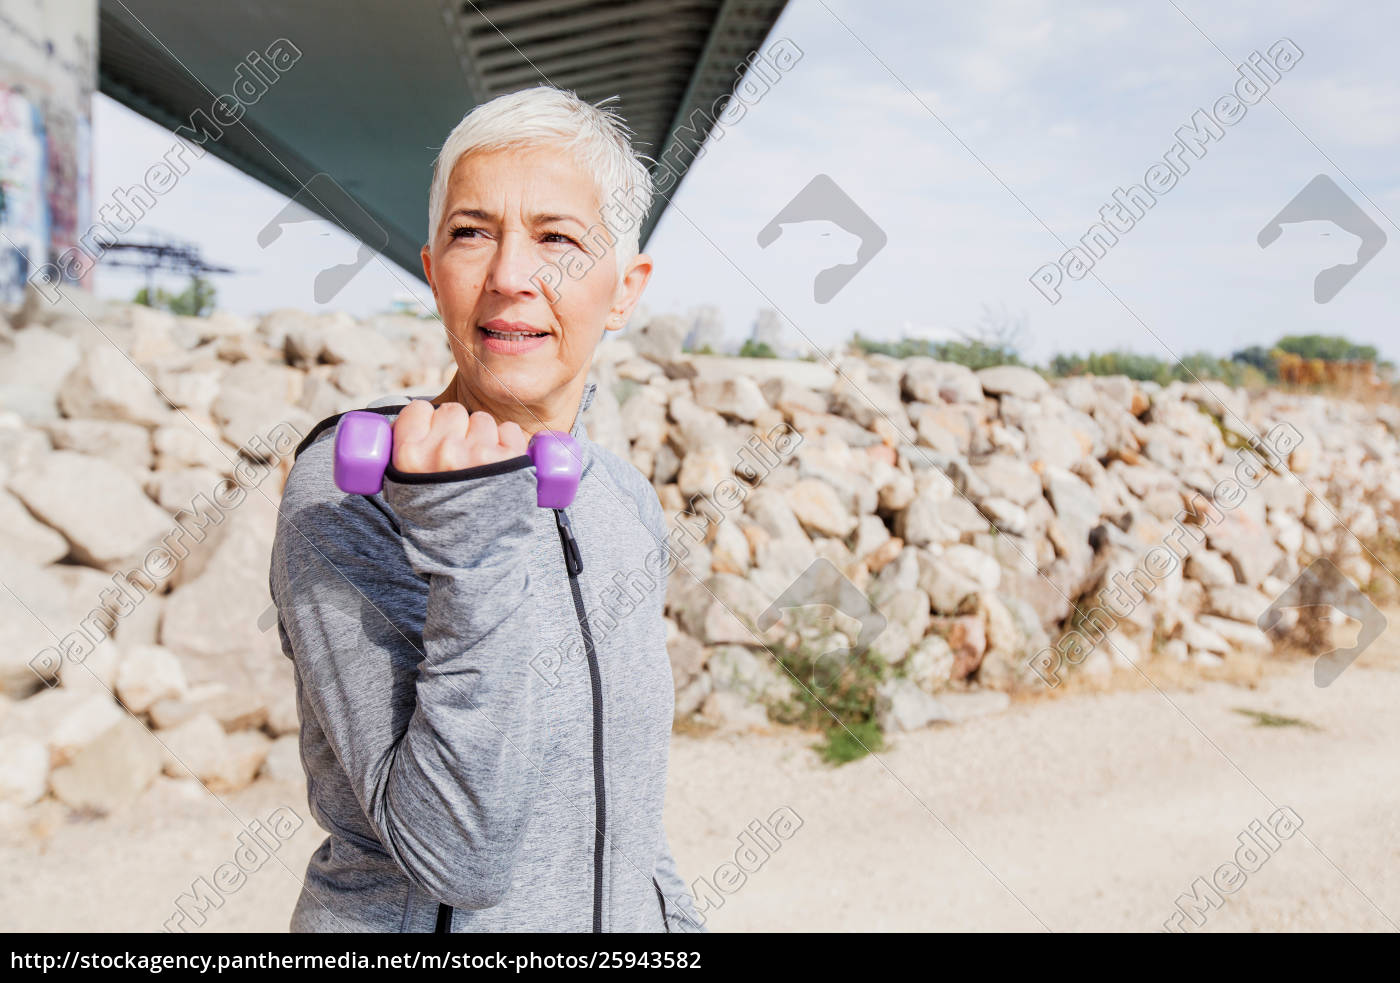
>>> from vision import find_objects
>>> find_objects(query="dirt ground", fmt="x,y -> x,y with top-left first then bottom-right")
3,619 -> 1397,933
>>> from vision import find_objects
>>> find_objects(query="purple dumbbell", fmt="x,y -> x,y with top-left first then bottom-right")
333,410 -> 581,508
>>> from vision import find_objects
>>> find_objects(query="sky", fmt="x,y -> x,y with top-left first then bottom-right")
92,0 -> 1400,366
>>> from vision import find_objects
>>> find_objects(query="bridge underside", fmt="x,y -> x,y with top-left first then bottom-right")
98,0 -> 787,277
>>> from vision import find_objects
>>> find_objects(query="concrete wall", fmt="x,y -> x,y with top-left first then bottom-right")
0,0 -> 96,305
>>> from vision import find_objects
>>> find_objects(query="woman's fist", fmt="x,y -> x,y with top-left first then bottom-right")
391,400 -> 528,473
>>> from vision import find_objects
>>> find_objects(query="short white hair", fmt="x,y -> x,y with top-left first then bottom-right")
426,85 -> 656,283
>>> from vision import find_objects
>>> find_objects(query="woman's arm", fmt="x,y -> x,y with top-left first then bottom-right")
653,825 -> 708,932
631,478 -> 709,932
272,446 -> 551,911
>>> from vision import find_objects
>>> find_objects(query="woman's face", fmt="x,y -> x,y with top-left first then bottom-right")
421,143 -> 650,427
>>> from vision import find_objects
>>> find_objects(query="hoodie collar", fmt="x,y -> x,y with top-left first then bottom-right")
569,380 -> 597,441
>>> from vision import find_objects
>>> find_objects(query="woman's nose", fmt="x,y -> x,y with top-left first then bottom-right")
484,232 -> 544,297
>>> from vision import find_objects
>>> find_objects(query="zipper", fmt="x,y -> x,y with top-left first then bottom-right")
653,877 -> 671,933
555,507 -> 606,933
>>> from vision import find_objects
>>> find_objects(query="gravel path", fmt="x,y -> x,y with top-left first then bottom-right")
3,639 -> 1396,933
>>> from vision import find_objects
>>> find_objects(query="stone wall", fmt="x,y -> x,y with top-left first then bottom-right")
1,295 -> 1394,814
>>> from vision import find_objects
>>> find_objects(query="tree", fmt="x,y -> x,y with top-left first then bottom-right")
738,338 -> 777,358
134,274 -> 217,317
1274,334 -> 1378,363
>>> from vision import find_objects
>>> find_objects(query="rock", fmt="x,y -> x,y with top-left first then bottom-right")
904,634 -> 955,693
0,489 -> 68,564
280,310 -> 346,367
1043,466 -> 1102,533
146,467 -> 224,514
115,644 -> 188,714
941,544 -> 1002,591
977,365 -> 1048,400
7,451 -> 174,570
666,393 -> 733,456
915,406 -> 965,455
934,615 -> 987,679
0,560 -> 76,696
0,382 -> 59,423
0,327 -> 80,393
978,497 -> 1028,535
976,593 -> 1050,690
852,514 -> 891,561
973,455 -> 1042,506
149,683 -> 269,733
0,735 -> 48,805
666,633 -> 707,691
49,715 -> 163,814
50,693 -> 127,764
896,474 -> 963,548
1024,417 -> 1087,470
619,388 -> 668,450
870,589 -> 931,665
319,323 -> 398,367
1205,515 -> 1284,587
161,498 -> 280,680
114,592 -> 164,649
903,359 -> 983,404
57,345 -> 172,427
630,314 -> 687,364
209,362 -> 312,454
160,713 -> 272,792
830,366 -> 906,430
785,479 -> 857,538
705,644 -> 788,702
759,377 -> 827,418
916,551 -> 983,615
710,519 -> 751,576
56,639 -> 123,696
675,445 -> 732,500
692,376 -> 768,422
1205,584 -> 1272,624
152,418 -> 233,472
1185,549 -> 1236,588
877,469 -> 915,511
675,670 -> 712,718
1182,619 -> 1229,655
1198,615 -> 1273,656
265,688 -> 300,737
876,677 -> 949,732
0,417 -> 50,486
44,419 -> 151,479
699,690 -> 770,732
258,735 -> 303,783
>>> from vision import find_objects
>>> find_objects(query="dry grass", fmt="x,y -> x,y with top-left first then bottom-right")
1010,604 -> 1400,707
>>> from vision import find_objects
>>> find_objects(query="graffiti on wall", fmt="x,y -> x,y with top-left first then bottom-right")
0,86 -> 48,302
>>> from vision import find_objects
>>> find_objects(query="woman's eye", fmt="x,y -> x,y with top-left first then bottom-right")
543,232 -> 579,246
448,226 -> 483,240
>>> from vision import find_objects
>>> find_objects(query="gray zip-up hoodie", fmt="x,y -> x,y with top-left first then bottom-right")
267,380 -> 705,933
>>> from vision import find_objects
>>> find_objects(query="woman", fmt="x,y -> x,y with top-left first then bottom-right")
269,85 -> 705,933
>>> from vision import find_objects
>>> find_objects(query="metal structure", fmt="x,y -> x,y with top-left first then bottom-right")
98,233 -> 236,298
98,0 -> 788,278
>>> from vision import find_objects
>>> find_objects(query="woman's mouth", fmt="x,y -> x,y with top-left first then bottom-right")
479,321 -> 551,354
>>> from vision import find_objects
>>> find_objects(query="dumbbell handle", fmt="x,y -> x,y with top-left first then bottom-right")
333,410 -> 581,508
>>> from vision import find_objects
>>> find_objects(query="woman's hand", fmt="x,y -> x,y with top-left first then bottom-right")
392,399 -> 529,473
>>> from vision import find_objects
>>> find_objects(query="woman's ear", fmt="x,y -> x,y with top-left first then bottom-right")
607,251 -> 653,331
420,243 -> 436,302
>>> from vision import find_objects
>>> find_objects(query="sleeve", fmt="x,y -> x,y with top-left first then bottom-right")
635,477 -> 708,933
271,448 -> 549,911
653,825 -> 708,932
